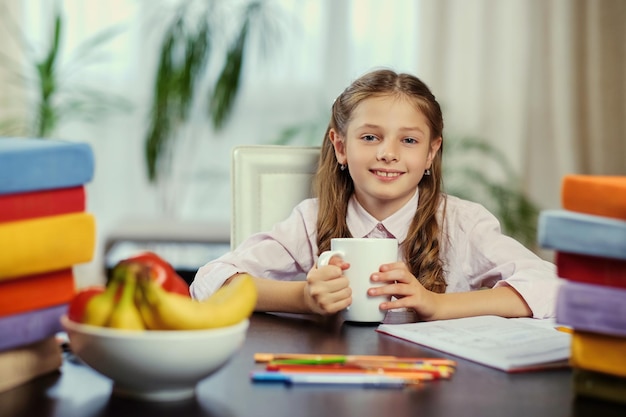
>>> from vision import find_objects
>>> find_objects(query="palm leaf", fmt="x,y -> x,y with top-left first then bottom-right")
33,9 -> 63,136
209,17 -> 249,130
145,6 -> 214,182
145,13 -> 184,182
66,24 -> 126,69
0,3 -> 131,141
143,0 -> 283,182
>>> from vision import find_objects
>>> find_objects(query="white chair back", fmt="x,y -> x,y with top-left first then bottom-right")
230,145 -> 320,249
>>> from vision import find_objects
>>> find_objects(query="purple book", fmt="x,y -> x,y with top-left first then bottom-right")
0,304 -> 67,352
556,281 -> 626,337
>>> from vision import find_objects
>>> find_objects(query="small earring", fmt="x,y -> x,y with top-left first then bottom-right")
424,168 -> 431,176
340,164 -> 347,171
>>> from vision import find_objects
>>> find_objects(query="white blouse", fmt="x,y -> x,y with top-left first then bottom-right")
191,191 -> 561,319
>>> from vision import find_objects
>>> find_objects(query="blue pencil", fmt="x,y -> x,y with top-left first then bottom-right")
250,371 -> 413,388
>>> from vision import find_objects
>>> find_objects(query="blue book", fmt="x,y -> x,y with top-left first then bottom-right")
0,304 -> 67,352
0,138 -> 94,195
556,281 -> 626,337
537,210 -> 626,260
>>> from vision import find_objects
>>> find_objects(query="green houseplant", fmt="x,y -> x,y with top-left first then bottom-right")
442,136 -> 540,249
144,0 -> 283,183
0,5 -> 129,138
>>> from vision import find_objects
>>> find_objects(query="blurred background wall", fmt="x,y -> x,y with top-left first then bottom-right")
1,0 -> 624,288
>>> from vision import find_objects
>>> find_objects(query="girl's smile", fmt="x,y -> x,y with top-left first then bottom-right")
371,169 -> 403,179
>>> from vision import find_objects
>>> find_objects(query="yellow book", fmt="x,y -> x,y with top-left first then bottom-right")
570,331 -> 626,378
0,212 -> 96,280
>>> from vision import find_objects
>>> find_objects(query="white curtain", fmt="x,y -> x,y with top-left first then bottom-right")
418,0 -> 626,210
0,0 -> 27,128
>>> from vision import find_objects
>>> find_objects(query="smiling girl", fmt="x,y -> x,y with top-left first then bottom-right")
191,69 -> 560,320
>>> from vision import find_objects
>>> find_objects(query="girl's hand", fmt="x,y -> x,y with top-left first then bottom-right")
369,262 -> 439,320
304,256 -> 351,315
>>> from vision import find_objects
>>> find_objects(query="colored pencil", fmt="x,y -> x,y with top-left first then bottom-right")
264,365 -> 439,380
254,352 -> 456,367
250,371 -> 420,388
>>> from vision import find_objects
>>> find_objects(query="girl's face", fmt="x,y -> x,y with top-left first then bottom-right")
330,94 -> 442,220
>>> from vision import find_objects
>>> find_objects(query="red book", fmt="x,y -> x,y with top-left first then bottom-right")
561,175 -> 626,220
0,269 -> 76,317
556,251 -> 626,289
0,186 -> 85,223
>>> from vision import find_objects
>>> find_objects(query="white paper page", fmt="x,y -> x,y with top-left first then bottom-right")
377,315 -> 571,371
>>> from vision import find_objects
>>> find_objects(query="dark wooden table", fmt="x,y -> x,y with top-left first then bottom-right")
1,312 -> 624,417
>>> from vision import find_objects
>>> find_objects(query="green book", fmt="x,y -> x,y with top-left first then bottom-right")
573,368 -> 626,405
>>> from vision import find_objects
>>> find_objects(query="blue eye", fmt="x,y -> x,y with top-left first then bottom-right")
402,137 -> 418,144
362,134 -> 378,142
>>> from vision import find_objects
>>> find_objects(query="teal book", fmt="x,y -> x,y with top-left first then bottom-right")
0,138 -> 94,195
537,210 -> 626,261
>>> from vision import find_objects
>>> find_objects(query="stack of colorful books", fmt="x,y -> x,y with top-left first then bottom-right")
538,175 -> 626,405
0,138 -> 96,393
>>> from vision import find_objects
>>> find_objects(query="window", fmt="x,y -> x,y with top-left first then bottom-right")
11,0 -> 421,223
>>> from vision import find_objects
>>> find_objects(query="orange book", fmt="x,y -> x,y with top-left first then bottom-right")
562,175 -> 626,220
0,269 -> 75,317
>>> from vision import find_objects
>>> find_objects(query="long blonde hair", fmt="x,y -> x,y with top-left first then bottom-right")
313,69 -> 447,293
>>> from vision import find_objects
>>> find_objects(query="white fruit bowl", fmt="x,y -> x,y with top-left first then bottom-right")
61,315 -> 249,401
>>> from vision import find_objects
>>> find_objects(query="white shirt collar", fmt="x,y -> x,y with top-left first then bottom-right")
346,190 -> 419,244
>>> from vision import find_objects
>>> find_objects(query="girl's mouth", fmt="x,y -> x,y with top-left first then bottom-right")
372,170 -> 402,178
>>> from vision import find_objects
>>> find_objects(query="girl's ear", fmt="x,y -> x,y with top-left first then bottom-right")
329,129 -> 347,165
426,136 -> 443,167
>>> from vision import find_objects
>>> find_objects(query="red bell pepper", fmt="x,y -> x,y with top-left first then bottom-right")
118,251 -> 190,297
68,252 -> 191,324
68,286 -> 105,322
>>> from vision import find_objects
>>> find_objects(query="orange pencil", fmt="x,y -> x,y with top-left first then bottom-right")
264,367 -> 436,381
266,363 -> 452,379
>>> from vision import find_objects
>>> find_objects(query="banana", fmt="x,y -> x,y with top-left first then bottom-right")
137,274 -> 257,330
81,273 -> 122,326
107,267 -> 145,330
134,281 -> 160,330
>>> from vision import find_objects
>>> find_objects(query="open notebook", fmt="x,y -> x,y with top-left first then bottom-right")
377,315 -> 571,373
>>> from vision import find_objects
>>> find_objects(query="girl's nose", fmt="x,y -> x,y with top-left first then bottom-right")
376,143 -> 398,162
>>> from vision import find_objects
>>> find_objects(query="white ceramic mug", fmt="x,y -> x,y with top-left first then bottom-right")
317,238 -> 398,323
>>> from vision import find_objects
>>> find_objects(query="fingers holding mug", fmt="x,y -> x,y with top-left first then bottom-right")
318,238 -> 398,323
